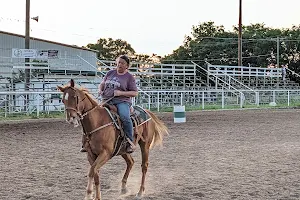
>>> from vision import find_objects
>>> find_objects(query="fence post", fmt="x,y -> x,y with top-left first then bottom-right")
222,90 -> 225,109
273,90 -> 276,103
5,96 -> 7,118
157,92 -> 160,112
37,96 -> 40,118
202,91 -> 205,110
255,91 -> 259,106
148,95 -> 150,110
287,90 -> 290,107
180,92 -> 183,106
240,93 -> 244,108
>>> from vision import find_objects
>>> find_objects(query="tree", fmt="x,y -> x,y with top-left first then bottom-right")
86,38 -> 135,60
163,21 -> 239,65
163,21 -> 300,70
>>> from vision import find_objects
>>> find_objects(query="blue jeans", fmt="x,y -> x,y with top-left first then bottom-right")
111,100 -> 133,142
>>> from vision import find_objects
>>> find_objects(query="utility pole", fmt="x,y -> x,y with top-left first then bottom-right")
25,0 -> 30,89
277,37 -> 280,67
238,0 -> 242,66
25,0 -> 30,110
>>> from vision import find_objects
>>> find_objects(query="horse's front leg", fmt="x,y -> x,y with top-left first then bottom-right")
84,172 -> 101,200
85,151 -> 109,200
136,142 -> 149,199
93,171 -> 101,200
120,154 -> 134,194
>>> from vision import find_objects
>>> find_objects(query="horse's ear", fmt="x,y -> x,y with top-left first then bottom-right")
70,79 -> 75,87
57,85 -> 64,92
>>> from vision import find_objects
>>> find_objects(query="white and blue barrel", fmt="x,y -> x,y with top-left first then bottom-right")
173,105 -> 186,123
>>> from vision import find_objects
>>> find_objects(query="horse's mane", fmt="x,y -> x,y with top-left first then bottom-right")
60,84 -> 98,106
80,88 -> 98,106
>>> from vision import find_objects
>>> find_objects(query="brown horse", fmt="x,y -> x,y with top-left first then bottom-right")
57,79 -> 169,200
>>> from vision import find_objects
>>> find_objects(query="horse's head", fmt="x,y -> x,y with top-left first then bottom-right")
57,79 -> 87,127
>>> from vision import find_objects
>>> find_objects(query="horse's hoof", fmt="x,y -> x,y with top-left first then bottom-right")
121,187 -> 128,194
84,195 -> 93,200
134,193 -> 143,200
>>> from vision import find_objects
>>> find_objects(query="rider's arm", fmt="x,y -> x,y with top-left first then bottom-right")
114,90 -> 138,97
98,81 -> 105,93
98,81 -> 105,95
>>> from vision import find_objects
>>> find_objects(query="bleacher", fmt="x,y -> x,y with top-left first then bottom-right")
207,64 -> 300,90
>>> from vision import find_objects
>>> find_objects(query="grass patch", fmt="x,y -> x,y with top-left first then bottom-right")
0,112 -> 65,121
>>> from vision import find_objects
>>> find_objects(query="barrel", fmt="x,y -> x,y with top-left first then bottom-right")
173,105 -> 186,123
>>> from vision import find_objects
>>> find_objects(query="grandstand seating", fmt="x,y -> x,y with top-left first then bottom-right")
1,56 -> 300,93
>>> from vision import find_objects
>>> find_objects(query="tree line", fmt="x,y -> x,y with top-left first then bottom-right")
86,21 -> 300,74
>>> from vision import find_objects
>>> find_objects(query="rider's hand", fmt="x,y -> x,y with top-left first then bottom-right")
98,90 -> 103,96
114,90 -> 122,97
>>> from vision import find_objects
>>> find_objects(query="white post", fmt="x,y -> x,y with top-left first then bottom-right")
37,96 -> 40,117
240,93 -> 244,108
222,90 -> 225,109
273,90 -> 276,103
202,91 -> 205,110
180,92 -> 183,106
255,91 -> 259,106
157,92 -> 160,112
148,95 -> 150,110
287,90 -> 290,107
5,96 -> 7,118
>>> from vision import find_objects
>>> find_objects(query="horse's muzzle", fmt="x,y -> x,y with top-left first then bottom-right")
66,116 -> 80,127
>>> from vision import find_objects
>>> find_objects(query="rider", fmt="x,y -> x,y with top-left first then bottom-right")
80,55 -> 138,153
100,55 -> 138,152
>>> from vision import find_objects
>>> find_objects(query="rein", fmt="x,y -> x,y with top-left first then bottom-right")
80,96 -> 114,119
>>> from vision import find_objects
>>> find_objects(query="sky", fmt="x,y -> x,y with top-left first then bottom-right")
1,0 -> 300,56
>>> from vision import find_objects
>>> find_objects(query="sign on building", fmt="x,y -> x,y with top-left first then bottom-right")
12,48 -> 37,58
12,48 -> 59,59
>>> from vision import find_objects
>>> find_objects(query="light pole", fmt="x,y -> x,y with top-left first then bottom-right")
238,0 -> 242,66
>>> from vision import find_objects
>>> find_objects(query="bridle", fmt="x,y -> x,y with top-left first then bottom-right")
64,87 -> 114,119
64,87 -> 89,120
64,87 -> 115,136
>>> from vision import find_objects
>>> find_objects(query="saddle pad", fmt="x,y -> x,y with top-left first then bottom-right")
132,105 -> 150,122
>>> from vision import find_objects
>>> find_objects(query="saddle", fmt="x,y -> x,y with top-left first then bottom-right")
103,104 -> 150,157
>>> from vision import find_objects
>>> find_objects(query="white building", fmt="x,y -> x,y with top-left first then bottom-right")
0,30 -> 102,111
0,30 -> 101,86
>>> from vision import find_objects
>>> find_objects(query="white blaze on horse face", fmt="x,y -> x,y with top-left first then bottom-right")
64,92 -> 69,101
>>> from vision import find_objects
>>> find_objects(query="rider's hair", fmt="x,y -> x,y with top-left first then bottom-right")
119,55 -> 130,65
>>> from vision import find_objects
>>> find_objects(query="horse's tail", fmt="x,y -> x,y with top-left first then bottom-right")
145,110 -> 169,149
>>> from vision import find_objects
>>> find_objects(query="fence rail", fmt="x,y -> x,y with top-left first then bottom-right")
1,89 -> 300,118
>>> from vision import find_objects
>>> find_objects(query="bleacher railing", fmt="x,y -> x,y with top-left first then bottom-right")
208,65 -> 282,78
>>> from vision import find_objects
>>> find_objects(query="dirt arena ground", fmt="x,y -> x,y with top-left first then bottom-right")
1,109 -> 300,200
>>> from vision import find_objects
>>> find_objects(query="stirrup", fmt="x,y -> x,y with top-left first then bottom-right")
126,138 -> 136,148
126,138 -> 136,153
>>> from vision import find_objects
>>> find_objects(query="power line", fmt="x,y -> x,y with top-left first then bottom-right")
194,36 -> 300,42
163,53 -> 276,62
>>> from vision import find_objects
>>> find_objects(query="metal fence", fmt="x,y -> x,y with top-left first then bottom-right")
1,89 -> 300,118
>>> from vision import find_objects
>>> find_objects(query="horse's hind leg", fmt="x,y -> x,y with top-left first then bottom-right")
120,154 -> 134,194
136,141 -> 150,199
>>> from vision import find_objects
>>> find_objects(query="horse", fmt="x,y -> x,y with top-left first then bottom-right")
57,79 -> 169,200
